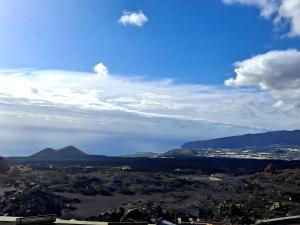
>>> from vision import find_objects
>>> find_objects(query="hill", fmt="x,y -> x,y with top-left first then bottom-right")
31,146 -> 88,160
121,152 -> 160,158
182,130 -> 300,150
163,148 -> 198,157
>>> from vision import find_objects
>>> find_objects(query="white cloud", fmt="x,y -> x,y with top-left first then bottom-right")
222,0 -> 279,18
118,10 -> 148,27
94,62 -> 109,78
222,0 -> 300,37
277,0 -> 300,37
225,49 -> 300,110
224,49 -> 300,89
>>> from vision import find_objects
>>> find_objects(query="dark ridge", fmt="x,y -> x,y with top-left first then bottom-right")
6,156 -> 300,175
182,130 -> 300,150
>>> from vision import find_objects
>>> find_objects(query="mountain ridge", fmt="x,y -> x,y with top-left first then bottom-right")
182,130 -> 300,150
18,130 -> 300,160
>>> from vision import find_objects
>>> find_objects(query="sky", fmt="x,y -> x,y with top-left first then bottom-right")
0,0 -> 300,156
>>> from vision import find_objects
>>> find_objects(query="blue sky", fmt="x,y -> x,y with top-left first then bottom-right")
0,0 -> 300,155
1,0 -> 299,83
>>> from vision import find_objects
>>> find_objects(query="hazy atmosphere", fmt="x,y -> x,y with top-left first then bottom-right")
1,1 -> 300,225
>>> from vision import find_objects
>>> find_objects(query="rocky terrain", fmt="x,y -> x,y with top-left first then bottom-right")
0,163 -> 299,224
0,183 -> 70,217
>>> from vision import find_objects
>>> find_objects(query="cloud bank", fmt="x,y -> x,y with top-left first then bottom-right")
118,11 -> 148,27
223,0 -> 300,37
1,60 -> 300,155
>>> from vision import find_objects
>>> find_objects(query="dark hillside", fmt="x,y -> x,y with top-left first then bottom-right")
182,130 -> 300,150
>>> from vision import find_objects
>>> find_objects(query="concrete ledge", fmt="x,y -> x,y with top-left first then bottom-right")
55,219 -> 108,225
255,215 -> 300,224
0,216 -> 155,225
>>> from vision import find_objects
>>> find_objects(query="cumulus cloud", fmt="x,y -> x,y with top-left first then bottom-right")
222,0 -> 300,37
225,49 -> 300,89
276,0 -> 300,37
118,10 -> 148,27
94,63 -> 109,78
223,0 -> 279,18
1,63 -> 300,155
225,49 -> 300,110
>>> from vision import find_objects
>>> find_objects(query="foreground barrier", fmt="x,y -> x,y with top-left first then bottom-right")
1,215 -> 300,225
0,216 -> 151,225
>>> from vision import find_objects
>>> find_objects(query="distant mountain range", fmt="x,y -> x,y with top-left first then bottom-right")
182,130 -> 300,150
8,130 -> 300,161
